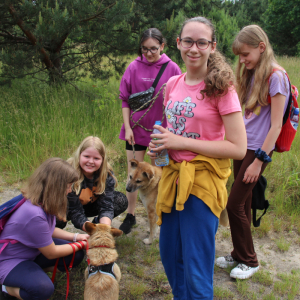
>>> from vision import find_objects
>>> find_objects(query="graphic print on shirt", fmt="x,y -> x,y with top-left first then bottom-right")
244,106 -> 261,119
165,96 -> 200,138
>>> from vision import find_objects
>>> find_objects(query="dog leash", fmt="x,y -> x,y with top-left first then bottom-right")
50,241 -> 85,300
132,142 -> 136,159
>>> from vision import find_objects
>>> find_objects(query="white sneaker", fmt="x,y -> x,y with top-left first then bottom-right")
215,254 -> 237,268
230,263 -> 259,279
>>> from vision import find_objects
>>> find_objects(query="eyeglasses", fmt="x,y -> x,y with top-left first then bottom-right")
180,38 -> 212,50
141,46 -> 159,54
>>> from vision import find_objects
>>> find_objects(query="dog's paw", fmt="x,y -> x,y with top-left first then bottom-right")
143,238 -> 153,245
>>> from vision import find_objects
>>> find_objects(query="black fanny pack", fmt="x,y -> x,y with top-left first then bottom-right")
128,61 -> 169,111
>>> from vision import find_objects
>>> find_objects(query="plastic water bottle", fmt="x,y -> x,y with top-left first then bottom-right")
291,107 -> 299,130
152,120 -> 169,167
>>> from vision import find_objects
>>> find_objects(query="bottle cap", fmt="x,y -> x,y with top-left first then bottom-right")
294,108 -> 299,115
155,120 -> 162,125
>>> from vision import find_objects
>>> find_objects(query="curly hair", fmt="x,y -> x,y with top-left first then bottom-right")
232,25 -> 285,109
179,17 -> 235,100
68,136 -> 117,196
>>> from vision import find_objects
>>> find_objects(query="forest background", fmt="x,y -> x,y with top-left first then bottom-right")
1,0 -> 300,299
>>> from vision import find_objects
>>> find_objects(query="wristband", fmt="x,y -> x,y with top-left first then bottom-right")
73,233 -> 79,242
254,148 -> 272,163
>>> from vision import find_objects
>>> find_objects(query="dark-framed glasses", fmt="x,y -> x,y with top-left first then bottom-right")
141,46 -> 159,54
180,38 -> 212,50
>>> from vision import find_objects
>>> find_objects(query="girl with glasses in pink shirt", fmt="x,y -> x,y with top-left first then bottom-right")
148,17 -> 246,300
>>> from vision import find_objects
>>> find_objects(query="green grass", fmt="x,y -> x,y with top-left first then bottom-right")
252,270 -> 273,286
0,76 -> 124,183
214,286 -> 235,299
275,237 -> 291,252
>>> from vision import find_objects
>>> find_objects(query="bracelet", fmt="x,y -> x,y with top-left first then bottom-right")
73,233 -> 79,242
254,148 -> 272,163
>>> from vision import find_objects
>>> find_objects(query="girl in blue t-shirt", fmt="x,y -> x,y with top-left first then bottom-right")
216,25 -> 290,279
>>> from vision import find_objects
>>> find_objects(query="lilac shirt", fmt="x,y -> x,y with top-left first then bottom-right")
244,71 -> 290,150
119,53 -> 181,146
0,200 -> 55,283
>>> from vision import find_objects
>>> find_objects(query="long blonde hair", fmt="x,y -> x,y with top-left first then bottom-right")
68,136 -> 117,195
21,158 -> 79,221
179,16 -> 235,100
232,25 -> 281,109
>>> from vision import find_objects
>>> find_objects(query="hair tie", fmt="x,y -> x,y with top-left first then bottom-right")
73,233 -> 79,242
254,148 -> 272,163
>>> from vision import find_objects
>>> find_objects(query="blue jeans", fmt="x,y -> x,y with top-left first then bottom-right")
3,238 -> 85,300
160,195 -> 218,300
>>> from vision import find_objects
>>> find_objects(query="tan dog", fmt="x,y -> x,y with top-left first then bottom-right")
126,159 -> 162,245
84,222 -> 123,300
126,159 -> 229,245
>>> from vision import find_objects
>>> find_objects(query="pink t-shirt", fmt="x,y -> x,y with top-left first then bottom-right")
164,73 -> 242,162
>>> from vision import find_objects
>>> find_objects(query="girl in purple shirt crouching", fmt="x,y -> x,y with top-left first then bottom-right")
0,158 -> 89,300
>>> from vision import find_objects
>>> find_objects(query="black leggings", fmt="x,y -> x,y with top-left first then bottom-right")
3,238 -> 84,300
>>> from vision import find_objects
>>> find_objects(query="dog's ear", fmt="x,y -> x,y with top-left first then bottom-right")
129,159 -> 138,169
85,222 -> 97,235
142,169 -> 154,180
111,227 -> 123,237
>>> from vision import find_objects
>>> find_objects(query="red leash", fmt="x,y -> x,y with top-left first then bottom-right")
51,241 -> 85,300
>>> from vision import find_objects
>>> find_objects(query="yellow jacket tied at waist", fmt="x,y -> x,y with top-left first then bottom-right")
156,154 -> 231,225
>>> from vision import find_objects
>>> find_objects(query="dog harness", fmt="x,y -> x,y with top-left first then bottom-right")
86,241 -> 117,280
88,262 -> 117,279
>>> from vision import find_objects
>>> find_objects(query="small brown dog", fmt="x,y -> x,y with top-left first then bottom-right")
84,222 -> 123,300
126,159 -> 162,245
126,159 -> 229,245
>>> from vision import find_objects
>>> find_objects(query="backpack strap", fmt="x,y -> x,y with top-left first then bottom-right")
267,68 -> 293,126
0,239 -> 19,254
252,200 -> 269,228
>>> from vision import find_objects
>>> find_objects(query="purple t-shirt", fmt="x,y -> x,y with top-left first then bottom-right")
244,71 -> 290,150
0,200 -> 55,283
119,53 -> 181,146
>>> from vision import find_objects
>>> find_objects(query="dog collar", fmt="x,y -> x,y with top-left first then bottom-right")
88,262 -> 116,279
86,241 -> 114,265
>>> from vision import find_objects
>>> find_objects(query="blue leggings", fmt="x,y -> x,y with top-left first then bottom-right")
3,238 -> 85,300
160,195 -> 218,300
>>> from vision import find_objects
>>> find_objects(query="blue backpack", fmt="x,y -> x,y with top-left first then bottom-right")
0,194 -> 26,254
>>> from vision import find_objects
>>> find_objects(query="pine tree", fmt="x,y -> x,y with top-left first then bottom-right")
0,0 -> 173,84
0,0 -> 243,85
264,0 -> 300,56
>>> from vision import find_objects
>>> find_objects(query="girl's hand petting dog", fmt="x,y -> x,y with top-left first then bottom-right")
77,234 -> 90,242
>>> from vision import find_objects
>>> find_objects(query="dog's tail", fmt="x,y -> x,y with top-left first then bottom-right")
219,208 -> 229,227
